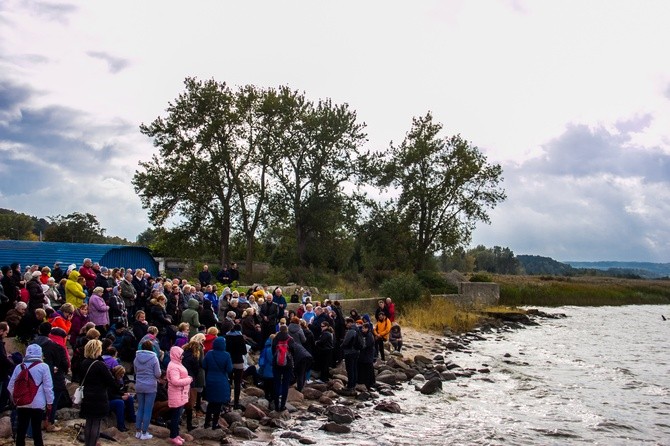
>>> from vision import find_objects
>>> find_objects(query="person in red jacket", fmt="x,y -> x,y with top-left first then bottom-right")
78,259 -> 97,294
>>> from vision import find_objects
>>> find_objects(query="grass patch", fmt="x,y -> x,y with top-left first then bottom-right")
398,298 -> 482,333
495,275 -> 670,306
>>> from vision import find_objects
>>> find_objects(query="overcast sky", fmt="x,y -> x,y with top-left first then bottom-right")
1,0 -> 670,262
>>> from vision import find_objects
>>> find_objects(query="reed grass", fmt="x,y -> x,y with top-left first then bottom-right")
495,275 -> 670,307
398,297 -> 482,333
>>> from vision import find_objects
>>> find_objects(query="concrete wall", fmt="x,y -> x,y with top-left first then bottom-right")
283,282 -> 499,314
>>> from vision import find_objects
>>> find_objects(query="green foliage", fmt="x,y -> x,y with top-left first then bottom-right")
0,209 -> 34,240
497,276 -> 670,306
416,270 -> 458,294
379,273 -> 428,308
516,254 -> 575,276
470,245 -> 521,274
44,212 -> 106,243
469,273 -> 493,282
371,112 -> 506,271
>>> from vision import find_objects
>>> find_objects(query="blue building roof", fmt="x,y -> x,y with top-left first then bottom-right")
0,240 -> 158,277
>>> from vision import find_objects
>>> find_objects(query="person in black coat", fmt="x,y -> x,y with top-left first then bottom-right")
357,322 -> 376,390
259,296 -> 280,342
79,339 -> 119,446
200,300 -> 218,330
198,265 -> 212,288
226,325 -> 247,409
314,323 -> 334,381
0,322 -> 14,412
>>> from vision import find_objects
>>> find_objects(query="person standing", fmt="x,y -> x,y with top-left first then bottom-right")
166,346 -> 192,445
342,318 -> 361,391
133,341 -> 161,441
78,339 -> 118,446
225,324 -> 246,410
202,337 -> 233,429
271,325 -> 294,411
373,312 -> 392,361
259,293 -> 279,342
8,343 -> 54,446
0,322 -> 14,412
198,265 -> 212,288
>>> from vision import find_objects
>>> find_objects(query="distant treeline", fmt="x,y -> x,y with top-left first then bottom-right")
516,255 -> 670,280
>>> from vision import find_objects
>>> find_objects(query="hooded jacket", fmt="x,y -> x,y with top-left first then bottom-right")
258,338 -> 274,378
181,298 -> 201,338
203,337 -> 233,403
288,322 -> 306,345
166,346 -> 192,408
65,271 -> 86,307
8,344 -> 54,409
133,349 -> 161,394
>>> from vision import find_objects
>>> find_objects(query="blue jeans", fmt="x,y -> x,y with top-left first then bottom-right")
169,406 -> 184,439
109,396 -> 135,430
272,366 -> 292,409
135,392 -> 156,433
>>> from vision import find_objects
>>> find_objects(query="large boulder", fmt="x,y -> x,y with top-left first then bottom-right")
320,422 -> 352,434
0,417 -> 12,439
302,387 -> 323,400
242,387 -> 266,398
325,405 -> 355,424
287,387 -> 305,402
243,403 -> 267,420
420,377 -> 443,395
374,401 -> 402,413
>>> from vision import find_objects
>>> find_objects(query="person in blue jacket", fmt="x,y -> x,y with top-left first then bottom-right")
202,337 -> 232,429
257,336 -> 274,409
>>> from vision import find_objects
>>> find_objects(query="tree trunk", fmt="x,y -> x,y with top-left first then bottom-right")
245,234 -> 255,275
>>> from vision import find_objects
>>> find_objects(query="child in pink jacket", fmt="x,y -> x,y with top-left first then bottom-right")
166,346 -> 192,445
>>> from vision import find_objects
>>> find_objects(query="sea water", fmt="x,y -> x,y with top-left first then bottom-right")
256,305 -> 670,445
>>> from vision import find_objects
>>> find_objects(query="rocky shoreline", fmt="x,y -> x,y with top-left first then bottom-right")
0,309 -> 564,445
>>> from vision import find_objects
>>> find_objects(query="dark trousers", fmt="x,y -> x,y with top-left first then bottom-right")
231,368 -> 243,407
84,417 -> 102,446
316,349 -> 333,380
169,406 -> 184,439
16,408 -> 44,446
375,337 -> 386,360
262,377 -> 274,407
273,366 -> 292,410
294,358 -> 313,391
204,402 -> 222,428
358,361 -> 376,389
344,352 -> 359,389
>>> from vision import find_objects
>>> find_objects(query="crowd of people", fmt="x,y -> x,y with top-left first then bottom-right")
0,260 -> 402,446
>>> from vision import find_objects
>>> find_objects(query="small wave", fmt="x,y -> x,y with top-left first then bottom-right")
531,427 -> 582,439
614,367 -> 636,376
594,420 -> 641,432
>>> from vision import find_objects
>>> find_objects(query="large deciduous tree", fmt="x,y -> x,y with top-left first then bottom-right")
375,112 -> 506,271
266,88 -> 367,267
44,212 -> 106,243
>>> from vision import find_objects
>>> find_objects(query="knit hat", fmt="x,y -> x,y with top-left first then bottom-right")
67,264 -> 76,274
24,344 -> 43,362
100,267 -> 108,274
223,287 -> 232,296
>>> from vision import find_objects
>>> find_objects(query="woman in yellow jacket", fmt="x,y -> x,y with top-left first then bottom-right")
65,270 -> 86,307
373,312 -> 392,361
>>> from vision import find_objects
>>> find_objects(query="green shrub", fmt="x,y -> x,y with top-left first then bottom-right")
470,273 -> 493,283
379,273 -> 429,309
416,270 -> 458,294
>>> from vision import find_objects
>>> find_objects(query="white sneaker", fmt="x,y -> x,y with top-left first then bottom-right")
135,431 -> 142,439
140,432 -> 153,440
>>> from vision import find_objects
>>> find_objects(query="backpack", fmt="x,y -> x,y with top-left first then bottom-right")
274,338 -> 291,367
13,363 -> 41,406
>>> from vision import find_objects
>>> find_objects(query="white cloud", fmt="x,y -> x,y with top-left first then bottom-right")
1,0 -> 670,260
